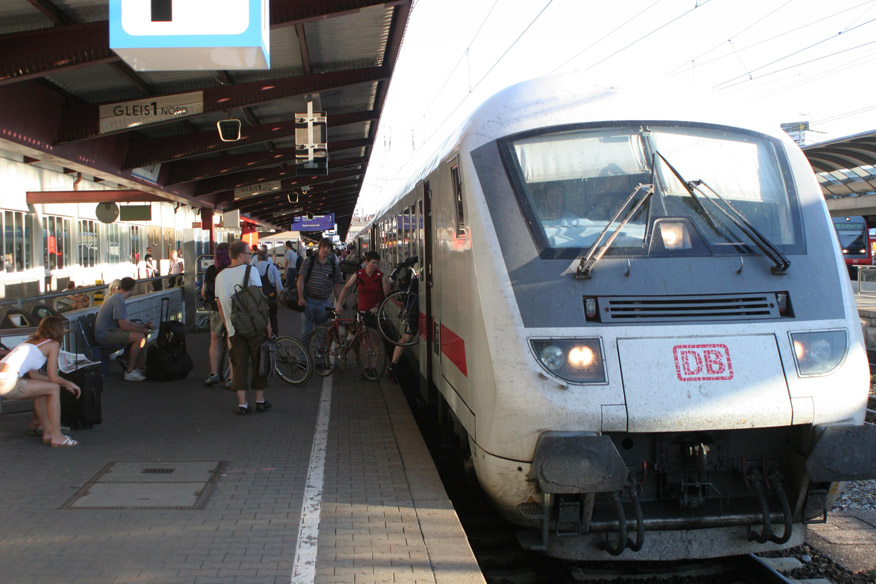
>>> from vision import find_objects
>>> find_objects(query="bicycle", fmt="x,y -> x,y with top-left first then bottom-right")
376,255 -> 419,347
216,332 -> 313,386
307,308 -> 386,381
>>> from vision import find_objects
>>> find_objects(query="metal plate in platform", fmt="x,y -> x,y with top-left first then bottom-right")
61,461 -> 224,510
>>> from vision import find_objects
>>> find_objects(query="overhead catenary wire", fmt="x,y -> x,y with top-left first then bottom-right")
665,0 -> 795,75
713,14 -> 876,89
548,0 -> 664,76
715,36 -> 876,90
669,0 -> 875,77
384,0 -> 556,187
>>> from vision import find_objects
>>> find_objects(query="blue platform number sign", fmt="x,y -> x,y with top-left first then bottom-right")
292,213 -> 336,232
110,0 -> 270,71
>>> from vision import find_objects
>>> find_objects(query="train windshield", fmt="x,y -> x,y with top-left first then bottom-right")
505,123 -> 802,258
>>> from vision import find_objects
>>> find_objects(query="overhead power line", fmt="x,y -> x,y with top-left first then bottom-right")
713,15 -> 876,89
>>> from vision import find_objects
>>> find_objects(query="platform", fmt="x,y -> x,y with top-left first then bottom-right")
0,307 -> 485,584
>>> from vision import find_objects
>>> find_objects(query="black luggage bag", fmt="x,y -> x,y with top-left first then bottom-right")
60,364 -> 102,429
146,298 -> 193,380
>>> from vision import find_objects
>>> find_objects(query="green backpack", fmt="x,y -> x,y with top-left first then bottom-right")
230,265 -> 270,338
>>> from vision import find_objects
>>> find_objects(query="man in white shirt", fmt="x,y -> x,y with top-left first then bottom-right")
215,240 -> 272,415
283,240 -> 298,289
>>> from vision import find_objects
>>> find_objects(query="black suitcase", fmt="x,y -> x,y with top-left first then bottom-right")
60,365 -> 102,429
156,297 -> 186,351
145,298 -> 193,380
145,343 -> 193,380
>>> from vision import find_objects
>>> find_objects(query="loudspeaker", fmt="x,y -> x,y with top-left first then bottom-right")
216,119 -> 241,142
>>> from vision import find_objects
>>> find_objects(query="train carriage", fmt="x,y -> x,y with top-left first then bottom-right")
359,74 -> 876,560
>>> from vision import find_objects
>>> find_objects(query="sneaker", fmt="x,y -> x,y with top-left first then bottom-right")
236,404 -> 250,416
204,373 -> 220,386
224,378 -> 234,391
255,400 -> 272,413
123,370 -> 146,382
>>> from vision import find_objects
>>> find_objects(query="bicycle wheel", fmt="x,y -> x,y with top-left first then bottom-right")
308,325 -> 340,376
356,328 -> 386,381
377,291 -> 419,347
274,335 -> 313,386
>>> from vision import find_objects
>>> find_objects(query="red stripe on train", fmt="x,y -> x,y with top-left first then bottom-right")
440,323 -> 467,377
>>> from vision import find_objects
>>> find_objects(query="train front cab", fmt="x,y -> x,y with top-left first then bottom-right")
459,120 -> 876,560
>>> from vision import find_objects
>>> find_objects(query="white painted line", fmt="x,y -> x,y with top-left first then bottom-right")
290,375 -> 332,584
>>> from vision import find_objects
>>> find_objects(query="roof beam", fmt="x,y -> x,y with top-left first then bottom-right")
26,0 -> 72,25
60,67 -> 387,142
199,166 -> 363,197
164,141 -> 368,184
26,190 -> 166,204
124,110 -> 377,169
235,185 -> 360,214
216,170 -> 363,204
0,22 -> 115,86
0,1 -> 402,86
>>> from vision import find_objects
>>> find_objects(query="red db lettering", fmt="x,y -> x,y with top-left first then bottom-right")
673,344 -> 733,381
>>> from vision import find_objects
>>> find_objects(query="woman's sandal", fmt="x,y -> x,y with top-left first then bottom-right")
50,435 -> 79,447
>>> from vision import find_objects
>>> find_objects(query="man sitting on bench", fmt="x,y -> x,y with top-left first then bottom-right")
94,277 -> 152,381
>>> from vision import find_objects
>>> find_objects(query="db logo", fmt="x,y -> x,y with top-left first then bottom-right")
673,344 -> 733,381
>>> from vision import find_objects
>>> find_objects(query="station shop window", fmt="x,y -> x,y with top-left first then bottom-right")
43,215 -> 72,270
129,225 -> 142,263
107,223 -> 121,264
78,219 -> 99,268
2,210 -> 33,273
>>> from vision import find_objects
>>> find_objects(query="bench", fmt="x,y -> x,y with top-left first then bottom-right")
75,314 -> 124,375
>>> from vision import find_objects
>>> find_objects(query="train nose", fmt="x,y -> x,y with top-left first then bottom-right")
617,335 -> 793,432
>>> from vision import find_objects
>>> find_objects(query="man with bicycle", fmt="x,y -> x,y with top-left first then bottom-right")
335,251 -> 391,325
297,238 -> 344,341
334,250 -> 391,379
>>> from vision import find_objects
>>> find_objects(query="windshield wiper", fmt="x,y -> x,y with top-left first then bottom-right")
576,183 -> 654,279
655,151 -> 790,275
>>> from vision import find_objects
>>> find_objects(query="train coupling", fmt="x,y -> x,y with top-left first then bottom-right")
805,424 -> 876,482
516,432 -> 638,555
745,470 -> 793,545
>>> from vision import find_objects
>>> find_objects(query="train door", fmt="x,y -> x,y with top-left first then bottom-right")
422,181 -> 436,403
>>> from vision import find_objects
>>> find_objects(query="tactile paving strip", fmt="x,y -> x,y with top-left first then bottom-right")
60,460 -> 225,510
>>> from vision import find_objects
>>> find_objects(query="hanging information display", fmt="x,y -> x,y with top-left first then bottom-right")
109,0 -> 270,71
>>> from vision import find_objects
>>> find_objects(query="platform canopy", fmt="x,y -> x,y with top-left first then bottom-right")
802,130 -> 876,216
0,0 -> 412,239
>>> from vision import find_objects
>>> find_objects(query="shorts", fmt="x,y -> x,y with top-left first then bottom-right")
209,310 -> 226,336
0,372 -> 27,399
95,329 -> 131,346
229,334 -> 269,392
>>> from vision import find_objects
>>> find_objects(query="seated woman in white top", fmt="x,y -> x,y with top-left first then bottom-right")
0,316 -> 81,447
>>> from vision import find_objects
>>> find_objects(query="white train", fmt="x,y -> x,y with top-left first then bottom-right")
356,74 -> 876,560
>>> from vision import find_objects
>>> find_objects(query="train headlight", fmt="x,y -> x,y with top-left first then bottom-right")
531,338 -> 606,383
790,330 -> 848,376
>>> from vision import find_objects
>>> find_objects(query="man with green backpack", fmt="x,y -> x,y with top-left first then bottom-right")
215,240 -> 272,415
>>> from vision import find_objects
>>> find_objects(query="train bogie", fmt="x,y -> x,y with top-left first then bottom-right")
360,74 -> 876,561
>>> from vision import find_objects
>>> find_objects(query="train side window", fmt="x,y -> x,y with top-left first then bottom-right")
451,162 -> 466,237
